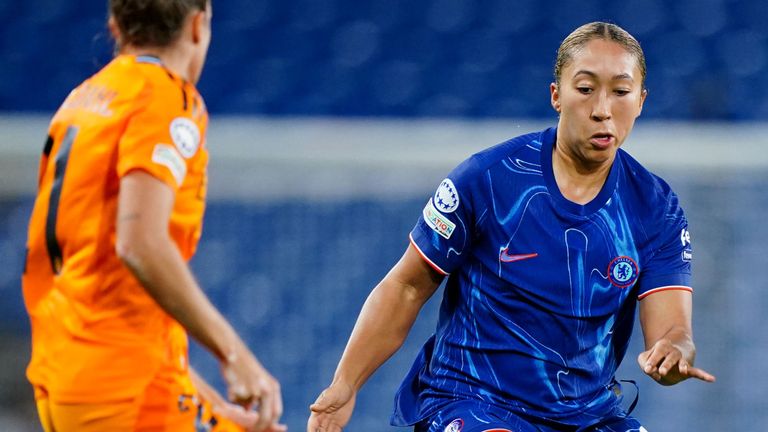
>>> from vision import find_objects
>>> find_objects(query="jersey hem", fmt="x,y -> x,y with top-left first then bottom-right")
637,285 -> 693,300
409,233 -> 449,276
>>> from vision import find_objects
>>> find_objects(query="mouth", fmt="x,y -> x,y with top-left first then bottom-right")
589,132 -> 615,149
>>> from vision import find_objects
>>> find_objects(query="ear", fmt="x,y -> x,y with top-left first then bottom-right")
107,15 -> 122,47
190,9 -> 206,44
550,82 -> 561,113
637,88 -> 648,117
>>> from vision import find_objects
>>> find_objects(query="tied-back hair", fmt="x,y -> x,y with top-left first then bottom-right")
554,22 -> 647,89
109,0 -> 208,48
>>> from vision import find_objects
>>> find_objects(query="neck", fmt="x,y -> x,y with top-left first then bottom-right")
551,140 -> 614,205
120,44 -> 191,82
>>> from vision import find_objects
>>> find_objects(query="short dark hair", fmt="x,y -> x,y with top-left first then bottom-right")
554,22 -> 647,89
109,0 -> 208,48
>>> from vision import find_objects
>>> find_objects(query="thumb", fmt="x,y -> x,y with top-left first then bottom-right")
224,406 -> 260,428
637,350 -> 649,367
310,389 -> 333,412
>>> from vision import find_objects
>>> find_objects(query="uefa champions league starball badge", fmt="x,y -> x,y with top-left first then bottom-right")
434,178 -> 460,213
444,418 -> 464,432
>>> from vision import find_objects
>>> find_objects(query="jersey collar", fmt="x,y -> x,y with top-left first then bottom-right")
540,127 -> 622,217
135,55 -> 163,65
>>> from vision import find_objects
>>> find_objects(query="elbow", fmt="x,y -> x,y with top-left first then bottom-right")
115,232 -> 154,271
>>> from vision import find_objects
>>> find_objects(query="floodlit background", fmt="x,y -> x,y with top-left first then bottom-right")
1,1 -> 767,430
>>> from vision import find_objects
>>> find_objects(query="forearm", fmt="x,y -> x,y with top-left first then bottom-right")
118,234 -> 244,362
334,277 -> 430,392
637,290 -> 711,385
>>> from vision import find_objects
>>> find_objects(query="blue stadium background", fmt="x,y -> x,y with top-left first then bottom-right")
1,0 -> 767,430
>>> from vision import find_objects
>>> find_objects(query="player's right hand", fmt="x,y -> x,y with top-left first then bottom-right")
637,339 -> 716,386
307,381 -> 356,432
221,346 -> 286,432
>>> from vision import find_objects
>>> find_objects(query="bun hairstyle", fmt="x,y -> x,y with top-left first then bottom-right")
109,0 -> 208,48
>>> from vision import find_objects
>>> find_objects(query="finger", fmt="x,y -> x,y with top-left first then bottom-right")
222,404 -> 259,427
273,382 -> 284,423
229,391 -> 253,409
638,348 -> 658,374
687,366 -> 716,382
307,414 -> 323,432
256,385 -> 276,431
234,411 -> 260,428
308,413 -> 332,432
637,351 -> 650,370
657,350 -> 681,376
310,390 -> 329,412
227,378 -> 254,408
642,344 -> 669,375
266,423 -> 288,432
263,383 -> 282,430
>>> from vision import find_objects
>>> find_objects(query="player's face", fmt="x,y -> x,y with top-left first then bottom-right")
189,2 -> 212,84
550,39 -> 647,168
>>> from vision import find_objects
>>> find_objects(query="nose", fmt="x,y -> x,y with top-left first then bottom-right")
591,91 -> 611,121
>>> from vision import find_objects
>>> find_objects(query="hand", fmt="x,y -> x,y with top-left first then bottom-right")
208,397 -> 287,432
307,381 -> 356,432
221,346 -> 285,432
637,339 -> 716,386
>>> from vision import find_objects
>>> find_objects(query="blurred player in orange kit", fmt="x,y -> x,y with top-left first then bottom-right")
21,1 -> 284,431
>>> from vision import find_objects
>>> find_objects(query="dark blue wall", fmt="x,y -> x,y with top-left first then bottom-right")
2,0 -> 767,119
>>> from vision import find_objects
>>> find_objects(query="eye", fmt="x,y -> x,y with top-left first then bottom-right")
614,89 -> 631,96
577,87 -> 593,95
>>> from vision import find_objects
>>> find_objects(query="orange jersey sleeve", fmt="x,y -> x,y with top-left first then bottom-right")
117,68 -> 208,192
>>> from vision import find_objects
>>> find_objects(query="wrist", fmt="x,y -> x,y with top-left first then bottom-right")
213,329 -> 243,364
332,374 -> 360,393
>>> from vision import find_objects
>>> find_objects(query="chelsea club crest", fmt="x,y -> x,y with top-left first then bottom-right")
607,256 -> 639,288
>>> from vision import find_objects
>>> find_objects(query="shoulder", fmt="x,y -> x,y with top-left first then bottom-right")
454,129 -> 548,182
617,149 -> 678,203
102,56 -> 201,116
617,149 -> 687,237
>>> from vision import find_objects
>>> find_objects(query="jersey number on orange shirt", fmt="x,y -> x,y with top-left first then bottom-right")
45,125 -> 78,274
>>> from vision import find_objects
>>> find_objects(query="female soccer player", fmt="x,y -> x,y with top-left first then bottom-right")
308,22 -> 715,432
22,1 -> 284,430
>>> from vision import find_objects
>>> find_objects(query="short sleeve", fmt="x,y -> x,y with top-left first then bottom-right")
410,156 -> 484,275
637,192 -> 693,299
117,84 -> 203,191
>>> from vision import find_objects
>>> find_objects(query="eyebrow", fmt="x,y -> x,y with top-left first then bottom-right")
573,70 -> 635,81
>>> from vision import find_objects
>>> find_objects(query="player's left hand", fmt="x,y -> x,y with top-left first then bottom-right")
637,339 -> 716,385
214,403 -> 287,432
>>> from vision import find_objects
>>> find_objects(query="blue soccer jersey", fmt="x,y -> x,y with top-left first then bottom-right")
392,127 -> 693,427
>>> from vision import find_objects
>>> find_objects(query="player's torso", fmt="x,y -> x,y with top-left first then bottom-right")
29,55 -> 208,306
430,136 -> 655,416
23,56 -> 208,401
470,162 -> 642,322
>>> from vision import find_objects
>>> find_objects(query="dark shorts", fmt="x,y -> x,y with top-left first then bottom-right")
413,400 -> 645,432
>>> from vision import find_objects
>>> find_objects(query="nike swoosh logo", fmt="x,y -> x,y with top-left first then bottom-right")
500,248 -> 538,263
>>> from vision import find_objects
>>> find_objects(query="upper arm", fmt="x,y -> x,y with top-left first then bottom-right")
638,289 -> 693,349
382,243 -> 445,304
116,171 -> 175,256
636,191 -> 693,299
115,81 -> 205,253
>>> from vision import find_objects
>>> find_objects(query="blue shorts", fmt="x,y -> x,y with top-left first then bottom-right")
413,400 -> 645,432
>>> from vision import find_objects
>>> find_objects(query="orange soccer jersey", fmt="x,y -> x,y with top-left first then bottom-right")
22,54 -> 209,404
